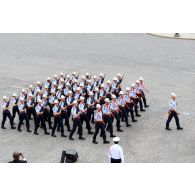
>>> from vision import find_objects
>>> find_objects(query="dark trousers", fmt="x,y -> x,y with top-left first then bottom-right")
111,111 -> 120,130
61,110 -> 71,131
141,91 -> 147,107
111,158 -> 121,163
52,116 -> 64,135
119,107 -> 129,126
132,98 -> 139,115
12,106 -> 19,122
93,122 -> 106,141
18,112 -> 30,130
166,111 -> 180,128
80,113 -> 91,131
125,102 -> 135,121
2,110 -> 14,128
67,106 -> 72,118
87,108 -> 94,122
137,95 -> 144,110
103,115 -> 113,136
27,107 -> 36,125
43,109 -> 52,128
69,118 -> 83,138
34,115 -> 47,133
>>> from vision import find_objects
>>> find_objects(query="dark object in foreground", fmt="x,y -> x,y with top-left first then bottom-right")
174,33 -> 180,38
60,149 -> 78,163
9,151 -> 27,163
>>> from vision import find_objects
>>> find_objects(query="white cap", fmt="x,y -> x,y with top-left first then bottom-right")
58,86 -> 62,90
171,93 -> 176,97
107,80 -> 111,84
20,97 -> 24,101
65,83 -> 70,86
68,90 -> 73,94
37,99 -> 42,103
54,74 -> 58,78
72,72 -> 76,75
76,87 -> 81,91
113,137 -> 120,142
119,91 -> 124,95
73,100 -> 77,104
94,87 -> 99,92
47,77 -> 51,80
111,94 -> 116,99
61,95 -> 65,99
136,80 -> 140,84
93,75 -> 97,79
105,98 -> 110,103
37,89 -> 41,93
131,83 -> 135,87
29,85 -> 33,88
87,79 -> 92,83
81,75 -> 85,79
117,73 -> 122,76
126,87 -> 130,91
66,75 -> 70,78
54,100 -> 59,104
113,77 -> 118,81
51,90 -> 55,93
53,81 -> 57,85
80,83 -> 84,87
3,96 -> 7,100
12,93 -> 17,97
37,81 -> 41,85
60,72 -> 63,76
96,104 -> 101,109
139,77 -> 144,81
42,94 -> 47,98
22,89 -> 26,93
60,78 -> 64,82
89,91 -> 94,96
79,96 -> 85,101
101,84 -> 105,88
100,73 -> 104,76
74,79 -> 78,83
86,73 -> 89,76
29,93 -> 33,97
45,86 -> 48,89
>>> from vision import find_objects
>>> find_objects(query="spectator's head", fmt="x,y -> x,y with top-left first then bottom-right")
113,137 -> 120,144
13,152 -> 20,160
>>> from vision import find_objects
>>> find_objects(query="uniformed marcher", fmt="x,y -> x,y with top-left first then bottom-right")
11,93 -> 20,124
42,94 -> 52,129
108,137 -> 124,163
34,99 -> 50,135
51,100 -> 66,137
92,104 -> 110,144
1,96 -> 15,129
26,94 -> 36,125
17,98 -> 31,132
139,77 -> 149,108
165,93 -> 183,130
69,100 -> 85,141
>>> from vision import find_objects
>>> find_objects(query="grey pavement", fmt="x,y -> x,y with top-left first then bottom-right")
0,33 -> 195,163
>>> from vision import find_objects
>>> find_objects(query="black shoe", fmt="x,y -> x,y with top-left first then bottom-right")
1,126 -> 6,129
126,124 -> 131,127
11,126 -> 16,129
91,121 -> 95,124
103,140 -> 110,144
117,129 -> 123,132
17,128 -> 22,132
88,131 -> 94,135
69,137 -> 74,140
136,114 -> 141,117
110,134 -> 116,138
93,140 -> 98,144
49,126 -> 52,129
132,120 -> 137,122
67,129 -> 71,132
140,109 -> 146,112
145,105 -> 149,108
57,129 -> 60,132
51,134 -> 57,137
106,129 -> 110,132
165,128 -> 171,131
45,132 -> 50,135
27,130 -> 32,133
79,137 -> 85,140
177,127 -> 183,130
61,134 -> 67,137
34,132 -> 39,135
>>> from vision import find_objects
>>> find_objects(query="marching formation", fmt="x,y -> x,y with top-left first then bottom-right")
1,72 -> 149,144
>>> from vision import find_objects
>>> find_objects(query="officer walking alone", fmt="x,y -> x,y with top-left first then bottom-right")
108,137 -> 124,163
165,93 -> 183,130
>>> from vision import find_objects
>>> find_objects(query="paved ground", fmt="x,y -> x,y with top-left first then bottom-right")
0,33 -> 195,163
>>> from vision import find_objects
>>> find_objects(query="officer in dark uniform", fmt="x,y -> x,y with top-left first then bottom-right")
34,99 -> 50,135
42,94 -> 52,129
26,94 -> 36,125
1,96 -> 15,129
11,93 -> 20,124
17,98 -> 32,132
